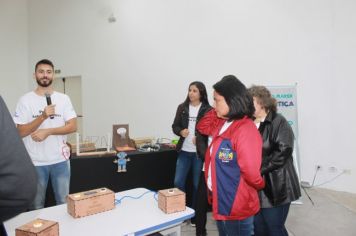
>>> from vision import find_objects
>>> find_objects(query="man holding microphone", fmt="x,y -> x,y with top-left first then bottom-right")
14,59 -> 77,210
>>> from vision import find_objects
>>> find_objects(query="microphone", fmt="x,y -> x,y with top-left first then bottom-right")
45,93 -> 54,119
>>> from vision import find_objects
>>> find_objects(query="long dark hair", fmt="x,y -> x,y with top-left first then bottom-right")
213,75 -> 254,120
183,81 -> 209,106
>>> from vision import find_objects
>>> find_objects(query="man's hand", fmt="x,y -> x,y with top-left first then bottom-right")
31,129 -> 50,142
42,104 -> 56,119
180,129 -> 189,138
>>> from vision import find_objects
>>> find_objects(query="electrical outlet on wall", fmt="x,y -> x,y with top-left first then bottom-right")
301,181 -> 312,188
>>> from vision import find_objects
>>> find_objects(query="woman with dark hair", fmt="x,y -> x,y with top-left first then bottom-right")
248,85 -> 301,236
172,81 -> 212,226
197,75 -> 265,236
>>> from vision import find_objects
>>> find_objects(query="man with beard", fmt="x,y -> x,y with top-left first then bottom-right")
14,59 -> 77,210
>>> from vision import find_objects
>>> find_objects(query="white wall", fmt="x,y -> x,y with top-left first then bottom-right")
23,0 -> 356,193
0,0 -> 29,110
325,0 -> 356,193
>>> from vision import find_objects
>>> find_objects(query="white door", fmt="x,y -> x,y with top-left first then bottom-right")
53,76 -> 83,143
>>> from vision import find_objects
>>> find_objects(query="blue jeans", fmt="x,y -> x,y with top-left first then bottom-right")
253,203 -> 291,236
216,216 -> 253,236
31,161 -> 70,210
174,151 -> 203,210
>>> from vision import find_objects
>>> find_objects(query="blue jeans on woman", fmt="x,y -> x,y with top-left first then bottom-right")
31,161 -> 70,210
174,151 -> 203,212
253,203 -> 291,236
216,216 -> 254,236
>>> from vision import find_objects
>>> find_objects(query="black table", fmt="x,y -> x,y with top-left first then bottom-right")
70,148 -> 178,193
45,148 -> 194,207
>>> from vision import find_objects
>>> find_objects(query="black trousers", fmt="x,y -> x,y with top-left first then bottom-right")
195,171 -> 209,236
0,223 -> 7,236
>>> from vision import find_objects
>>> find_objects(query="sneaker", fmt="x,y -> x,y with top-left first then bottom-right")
190,219 -> 196,227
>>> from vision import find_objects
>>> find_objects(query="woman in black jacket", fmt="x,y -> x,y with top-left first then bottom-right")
248,86 -> 301,236
172,81 -> 211,229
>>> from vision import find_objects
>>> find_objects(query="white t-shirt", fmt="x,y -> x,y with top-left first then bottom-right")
181,103 -> 201,152
13,91 -> 77,166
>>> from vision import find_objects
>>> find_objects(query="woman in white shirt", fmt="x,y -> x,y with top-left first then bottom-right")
172,81 -> 211,227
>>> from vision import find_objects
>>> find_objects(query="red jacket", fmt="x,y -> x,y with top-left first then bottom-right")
197,109 -> 265,220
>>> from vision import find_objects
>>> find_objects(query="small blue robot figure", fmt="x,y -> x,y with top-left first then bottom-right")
114,152 -> 130,172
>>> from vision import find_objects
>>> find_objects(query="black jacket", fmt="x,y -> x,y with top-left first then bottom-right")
258,111 -> 301,206
172,102 -> 212,158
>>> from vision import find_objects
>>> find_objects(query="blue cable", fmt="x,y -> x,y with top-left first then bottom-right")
115,190 -> 158,205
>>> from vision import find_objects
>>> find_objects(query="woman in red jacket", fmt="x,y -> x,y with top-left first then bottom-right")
197,75 -> 265,236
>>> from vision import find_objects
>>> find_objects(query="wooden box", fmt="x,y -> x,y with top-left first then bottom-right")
69,142 -> 96,153
15,219 -> 58,236
158,188 -> 186,214
112,124 -> 136,151
67,187 -> 115,218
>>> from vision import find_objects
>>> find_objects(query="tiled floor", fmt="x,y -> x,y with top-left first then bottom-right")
181,187 -> 356,236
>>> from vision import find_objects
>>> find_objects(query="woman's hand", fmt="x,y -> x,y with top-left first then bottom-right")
180,129 -> 189,138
